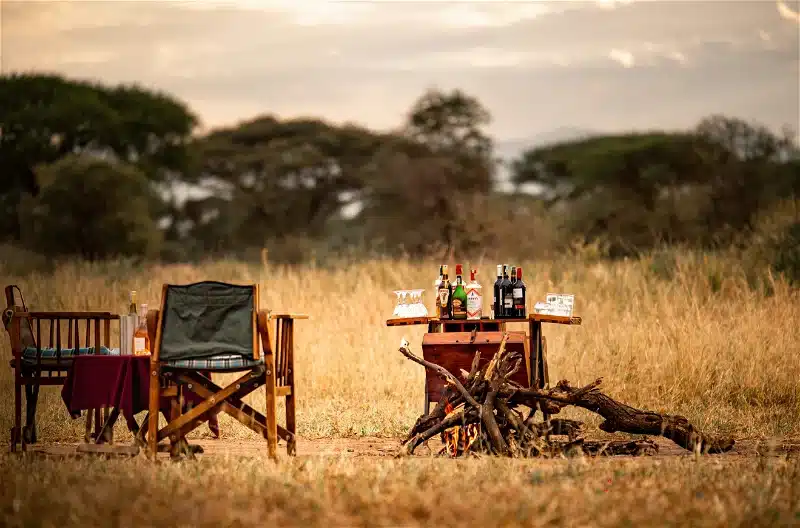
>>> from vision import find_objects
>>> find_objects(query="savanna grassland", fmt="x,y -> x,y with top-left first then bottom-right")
2,251 -> 799,527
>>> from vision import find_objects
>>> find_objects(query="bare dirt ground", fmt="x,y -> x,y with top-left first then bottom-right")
25,435 -> 800,460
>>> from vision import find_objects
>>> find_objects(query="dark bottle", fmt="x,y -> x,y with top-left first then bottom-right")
492,264 -> 502,319
504,266 -> 516,318
451,264 -> 468,320
513,267 -> 527,318
500,264 -> 512,318
437,265 -> 452,320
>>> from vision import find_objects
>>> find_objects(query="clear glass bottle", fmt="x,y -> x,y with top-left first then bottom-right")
466,268 -> 482,320
133,303 -> 151,356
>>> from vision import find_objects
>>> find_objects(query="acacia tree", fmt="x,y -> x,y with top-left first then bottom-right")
694,115 -> 799,235
357,88 -> 497,257
182,116 -> 386,255
19,156 -> 163,260
0,73 -> 198,242
511,115 -> 800,252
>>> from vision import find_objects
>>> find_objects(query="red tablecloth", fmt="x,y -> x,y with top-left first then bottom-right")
62,355 -> 219,437
61,355 -> 152,432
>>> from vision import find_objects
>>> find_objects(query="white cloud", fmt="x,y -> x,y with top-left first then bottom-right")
609,48 -> 636,68
2,0 -> 796,141
434,2 -> 555,28
777,0 -> 800,23
596,0 -> 636,9
666,50 -> 688,65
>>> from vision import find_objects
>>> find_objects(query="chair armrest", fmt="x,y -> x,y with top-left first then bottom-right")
22,311 -> 119,319
146,309 -> 160,349
270,313 -> 309,320
256,310 -> 272,357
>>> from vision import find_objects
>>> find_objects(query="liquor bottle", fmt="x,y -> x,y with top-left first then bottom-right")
451,264 -> 468,320
505,266 -> 516,318
124,290 -> 138,356
433,265 -> 443,313
500,264 -> 512,318
513,267 -> 527,318
492,265 -> 502,319
129,290 -> 138,318
133,303 -> 151,356
466,268 -> 482,320
437,265 -> 452,320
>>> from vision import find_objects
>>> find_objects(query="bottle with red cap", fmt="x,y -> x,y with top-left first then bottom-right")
466,268 -> 482,320
451,264 -> 468,320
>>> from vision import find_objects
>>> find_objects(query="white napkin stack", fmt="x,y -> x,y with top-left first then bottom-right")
119,313 -> 137,355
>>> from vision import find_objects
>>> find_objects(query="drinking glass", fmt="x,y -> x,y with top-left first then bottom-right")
413,289 -> 428,317
399,290 -> 412,317
406,290 -> 418,317
392,291 -> 404,317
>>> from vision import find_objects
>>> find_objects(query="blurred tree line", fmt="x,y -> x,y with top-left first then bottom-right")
1,73 -> 798,272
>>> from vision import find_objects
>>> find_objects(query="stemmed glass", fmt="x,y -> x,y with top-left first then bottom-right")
392,289 -> 428,318
392,290 -> 405,317
411,289 -> 428,317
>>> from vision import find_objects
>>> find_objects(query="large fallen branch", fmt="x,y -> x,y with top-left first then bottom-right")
398,337 -> 735,458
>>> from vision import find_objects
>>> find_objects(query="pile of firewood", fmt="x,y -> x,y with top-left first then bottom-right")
398,336 -> 735,458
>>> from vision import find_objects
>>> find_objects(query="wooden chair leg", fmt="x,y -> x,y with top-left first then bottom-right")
285,320 -> 296,456
84,410 -> 93,443
23,384 -> 39,444
265,355 -> 278,460
285,393 -> 296,456
12,377 -> 22,453
147,364 -> 161,459
200,373 -> 221,439
100,407 -> 114,444
168,390 -> 185,460
93,408 -> 102,440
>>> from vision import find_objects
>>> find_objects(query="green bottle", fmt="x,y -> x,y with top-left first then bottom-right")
451,264 -> 468,320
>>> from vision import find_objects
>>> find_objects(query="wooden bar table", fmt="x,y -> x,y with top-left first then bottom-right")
386,314 -> 582,416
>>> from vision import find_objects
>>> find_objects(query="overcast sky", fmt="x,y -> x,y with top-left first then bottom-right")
2,0 -> 799,151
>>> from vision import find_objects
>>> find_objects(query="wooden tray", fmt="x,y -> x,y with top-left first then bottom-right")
385,314 -> 582,327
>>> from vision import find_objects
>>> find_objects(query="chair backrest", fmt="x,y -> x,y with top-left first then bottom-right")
3,285 -> 36,348
156,281 -> 258,362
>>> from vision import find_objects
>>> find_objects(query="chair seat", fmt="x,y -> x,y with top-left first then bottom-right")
17,346 -> 113,367
163,353 -> 264,372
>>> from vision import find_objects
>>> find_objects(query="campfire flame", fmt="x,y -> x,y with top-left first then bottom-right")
441,399 -> 480,457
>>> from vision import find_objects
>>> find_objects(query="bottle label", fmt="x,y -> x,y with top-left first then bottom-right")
466,290 -> 482,319
504,295 -> 513,308
452,298 -> 466,317
438,288 -> 450,318
513,288 -> 523,298
134,337 -> 146,354
438,288 -> 449,306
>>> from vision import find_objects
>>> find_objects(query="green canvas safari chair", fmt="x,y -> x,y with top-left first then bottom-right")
145,281 -> 305,459
3,285 -> 117,451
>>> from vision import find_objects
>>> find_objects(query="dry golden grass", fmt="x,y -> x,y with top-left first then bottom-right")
1,251 -> 799,526
3,453 -> 800,527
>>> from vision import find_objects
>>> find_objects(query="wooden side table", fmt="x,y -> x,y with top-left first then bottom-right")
386,314 -> 582,416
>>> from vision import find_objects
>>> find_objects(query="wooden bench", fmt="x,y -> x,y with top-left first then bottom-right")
3,285 -> 118,451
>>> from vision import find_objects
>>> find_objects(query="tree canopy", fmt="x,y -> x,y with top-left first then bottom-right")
1,73 -> 798,264
0,73 -> 198,241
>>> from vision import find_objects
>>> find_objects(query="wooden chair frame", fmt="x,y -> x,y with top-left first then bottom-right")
3,285 -> 118,452
144,283 -> 306,459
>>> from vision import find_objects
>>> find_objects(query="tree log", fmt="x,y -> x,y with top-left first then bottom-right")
397,338 -> 735,457
512,380 -> 735,454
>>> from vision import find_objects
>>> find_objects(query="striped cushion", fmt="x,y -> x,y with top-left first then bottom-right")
164,354 -> 263,371
18,346 -> 113,367
22,346 -> 113,359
